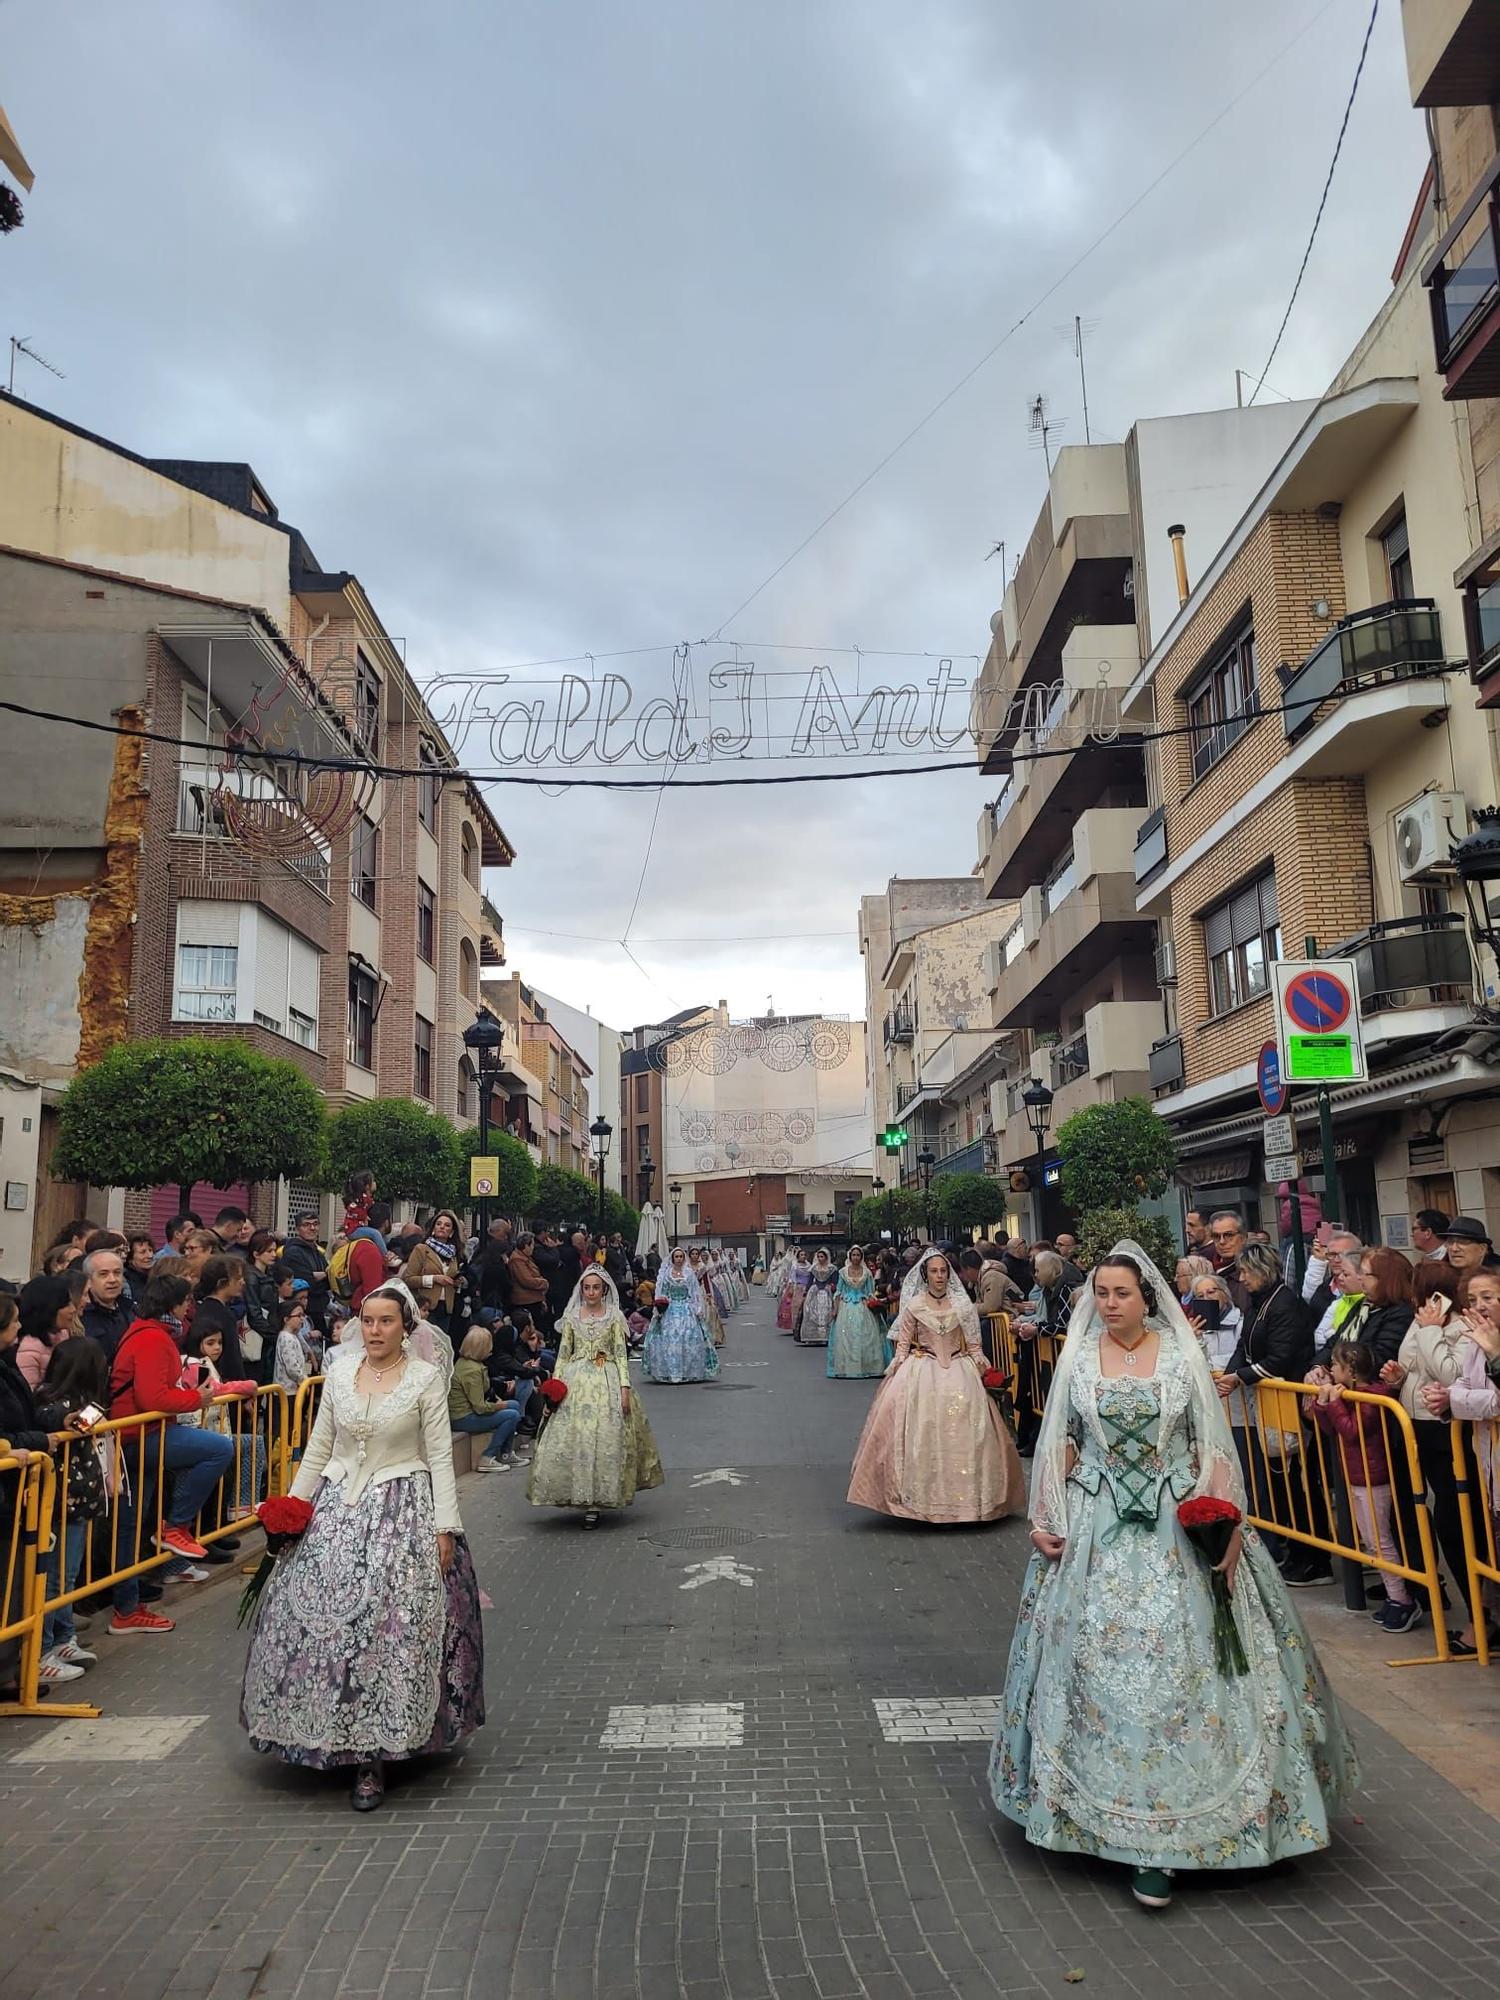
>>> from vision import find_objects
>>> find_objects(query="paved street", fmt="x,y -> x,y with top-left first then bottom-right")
3,1287 -> 1499,2000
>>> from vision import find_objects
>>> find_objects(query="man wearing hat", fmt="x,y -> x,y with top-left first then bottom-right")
1442,1216 -> 1500,1275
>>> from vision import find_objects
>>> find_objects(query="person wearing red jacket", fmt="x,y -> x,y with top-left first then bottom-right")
106,1273 -> 237,1637
348,1202 -> 395,1314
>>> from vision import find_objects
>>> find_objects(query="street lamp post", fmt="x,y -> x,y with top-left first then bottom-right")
638,1149 -> 655,1212
917,1148 -> 936,1240
589,1114 -> 612,1240
1021,1080 -> 1055,1240
461,1006 -> 506,1244
669,1180 -> 682,1243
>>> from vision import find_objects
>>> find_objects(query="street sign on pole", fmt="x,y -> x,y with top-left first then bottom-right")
1256,1041 -> 1287,1115
1273,959 -> 1366,1085
1264,1150 -> 1303,1184
469,1156 -> 499,1199
1262,1114 -> 1295,1158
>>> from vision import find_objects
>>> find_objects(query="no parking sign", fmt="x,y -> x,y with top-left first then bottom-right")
1273,959 -> 1366,1085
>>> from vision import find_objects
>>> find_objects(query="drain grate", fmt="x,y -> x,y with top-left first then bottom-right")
644,1526 -> 761,1550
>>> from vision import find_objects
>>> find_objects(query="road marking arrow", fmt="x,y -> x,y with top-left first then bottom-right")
679,1556 -> 757,1590
690,1468 -> 746,1487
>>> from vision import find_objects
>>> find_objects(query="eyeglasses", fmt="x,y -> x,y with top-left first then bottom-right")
1210,1228 -> 1243,1242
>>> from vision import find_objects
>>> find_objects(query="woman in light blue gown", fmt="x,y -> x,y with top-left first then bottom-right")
826,1246 -> 888,1379
990,1243 -> 1357,1912
643,1249 -> 720,1385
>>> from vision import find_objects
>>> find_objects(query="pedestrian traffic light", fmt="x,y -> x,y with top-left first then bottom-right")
879,1125 -> 908,1151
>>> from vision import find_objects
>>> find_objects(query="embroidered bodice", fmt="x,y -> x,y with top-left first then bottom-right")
291,1354 -> 462,1533
1067,1353 -> 1197,1528
837,1272 -> 874,1304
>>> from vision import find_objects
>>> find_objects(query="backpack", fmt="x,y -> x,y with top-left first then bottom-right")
328,1238 -> 357,1302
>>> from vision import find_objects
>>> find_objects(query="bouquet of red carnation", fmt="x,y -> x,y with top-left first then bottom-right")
539,1378 -> 568,1408
1176,1496 -> 1249,1677
236,1494 -> 314,1627
653,1296 -> 669,1315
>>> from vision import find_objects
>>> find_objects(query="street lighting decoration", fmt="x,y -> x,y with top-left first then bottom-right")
668,1180 -> 682,1242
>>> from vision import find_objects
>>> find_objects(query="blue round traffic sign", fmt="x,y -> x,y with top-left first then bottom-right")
1283,969 -> 1351,1034
1257,1041 -> 1287,1115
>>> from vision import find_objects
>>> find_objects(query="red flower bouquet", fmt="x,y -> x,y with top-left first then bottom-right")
1176,1496 -> 1249,1677
236,1494 -> 314,1627
981,1367 -> 1008,1391
653,1296 -> 670,1315
539,1378 -> 568,1408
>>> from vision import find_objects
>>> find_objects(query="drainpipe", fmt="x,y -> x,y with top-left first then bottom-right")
1167,524 -> 1190,607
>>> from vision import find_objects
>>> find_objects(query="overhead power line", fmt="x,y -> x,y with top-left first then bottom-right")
709,0 -> 1344,637
1247,0 -> 1381,406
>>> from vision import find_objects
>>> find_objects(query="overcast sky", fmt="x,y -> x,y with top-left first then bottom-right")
5,0 -> 1427,1030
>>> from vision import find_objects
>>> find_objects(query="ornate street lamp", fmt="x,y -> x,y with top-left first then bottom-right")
460,1006 -> 505,1239
669,1180 -> 682,1243
1022,1079 -> 1055,1233
917,1147 -> 937,1239
589,1114 -> 612,1238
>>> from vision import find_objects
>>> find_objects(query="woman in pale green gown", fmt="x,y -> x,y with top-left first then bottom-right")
527,1269 -> 663,1527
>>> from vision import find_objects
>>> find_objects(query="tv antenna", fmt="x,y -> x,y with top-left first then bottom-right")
8,335 -> 64,396
1027,394 -> 1061,475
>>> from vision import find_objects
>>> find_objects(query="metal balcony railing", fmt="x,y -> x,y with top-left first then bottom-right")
1149,1032 -> 1184,1094
1134,803 -> 1168,885
1333,913 -> 1473,1014
1281,600 -> 1444,742
1050,1035 -> 1089,1089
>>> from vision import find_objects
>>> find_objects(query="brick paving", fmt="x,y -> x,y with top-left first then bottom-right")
3,1287 -> 1499,1999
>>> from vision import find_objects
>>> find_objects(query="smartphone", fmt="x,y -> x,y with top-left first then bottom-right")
75,1402 -> 105,1431
182,1360 -> 201,1389
1429,1291 -> 1453,1318
1193,1298 -> 1223,1331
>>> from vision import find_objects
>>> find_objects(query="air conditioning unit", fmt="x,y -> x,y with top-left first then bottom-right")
1395,793 -> 1464,881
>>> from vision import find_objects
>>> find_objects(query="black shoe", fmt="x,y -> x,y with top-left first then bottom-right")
201,1544 -> 235,1565
1284,1561 -> 1333,1588
217,1537 -> 241,1554
351,1761 -> 385,1812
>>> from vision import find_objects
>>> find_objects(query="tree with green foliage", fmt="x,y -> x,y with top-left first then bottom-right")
598,1189 -> 640,1242
929,1171 -> 1008,1237
325,1099 -> 462,1208
530,1161 -> 599,1228
1055,1096 -> 1180,1276
1055,1096 -> 1178,1213
850,1185 -> 925,1243
52,1036 -> 324,1212
453,1126 -> 538,1218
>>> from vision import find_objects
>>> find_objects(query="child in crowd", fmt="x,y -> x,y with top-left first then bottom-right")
181,1324 -> 259,1521
34,1336 -> 111,1682
273,1294 -> 320,1393
1313,1339 -> 1420,1634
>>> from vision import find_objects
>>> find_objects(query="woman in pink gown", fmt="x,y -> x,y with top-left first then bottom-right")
847,1248 -> 1025,1525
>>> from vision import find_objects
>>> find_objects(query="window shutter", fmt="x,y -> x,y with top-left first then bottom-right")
1229,884 -> 1261,947
1204,904 -> 1232,958
1259,873 -> 1279,929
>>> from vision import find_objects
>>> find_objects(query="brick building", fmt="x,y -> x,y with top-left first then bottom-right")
1127,224 -> 1500,1242
0,395 -> 514,1254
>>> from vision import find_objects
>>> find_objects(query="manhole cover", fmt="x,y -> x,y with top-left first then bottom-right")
644,1526 -> 761,1550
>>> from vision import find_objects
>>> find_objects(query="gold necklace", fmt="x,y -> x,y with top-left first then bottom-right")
1105,1327 -> 1151,1369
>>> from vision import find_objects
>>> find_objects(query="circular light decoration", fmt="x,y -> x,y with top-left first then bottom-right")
680,1111 -> 713,1146
733,1110 -> 761,1138
772,1148 -> 793,1170
759,1022 -> 810,1072
759,1109 -> 786,1141
691,1027 -> 736,1075
808,1019 -> 851,1069
783,1108 -> 816,1145
697,1152 -> 718,1172
662,1036 -> 693,1077
731,1023 -> 761,1059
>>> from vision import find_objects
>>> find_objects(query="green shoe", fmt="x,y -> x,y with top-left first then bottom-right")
1131,1867 -> 1173,1909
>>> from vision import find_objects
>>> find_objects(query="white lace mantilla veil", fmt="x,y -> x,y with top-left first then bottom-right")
1028,1238 -> 1246,1538
839,1247 -> 870,1284
899,1246 -> 981,1348
561,1264 -> 624,1325
334,1279 -> 454,1386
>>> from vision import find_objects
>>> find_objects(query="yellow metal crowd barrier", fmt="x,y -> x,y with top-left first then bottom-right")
288,1374 -> 325,1461
0,1385 -> 295,1720
1454,1415 -> 1499,1668
1226,1378 -> 1454,1665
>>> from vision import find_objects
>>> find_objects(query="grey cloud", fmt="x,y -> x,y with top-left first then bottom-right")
6,0 -> 1427,1024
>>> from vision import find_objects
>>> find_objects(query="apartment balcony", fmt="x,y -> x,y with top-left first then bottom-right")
990,812 -> 1152,1030
975,465 -> 1135,772
998,1009 -> 1153,1166
978,674 -> 1146,900
1149,1032 -> 1185,1096
1338,912 -> 1476,1049
1134,804 -> 1167,888
1404,2 -> 1500,109
1422,154 -> 1500,397
933,1135 -> 990,1178
1278,600 -> 1448,770
883,1004 -> 915,1047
